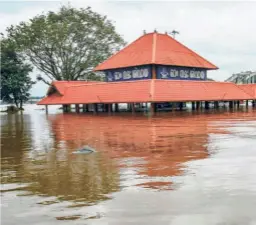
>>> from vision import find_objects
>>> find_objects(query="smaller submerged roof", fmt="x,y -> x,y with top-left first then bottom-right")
94,32 -> 218,71
38,80 -> 253,105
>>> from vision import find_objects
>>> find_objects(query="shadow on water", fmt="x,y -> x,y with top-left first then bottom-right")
1,106 -> 256,224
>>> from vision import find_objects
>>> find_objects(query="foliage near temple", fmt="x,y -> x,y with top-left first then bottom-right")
4,6 -> 126,84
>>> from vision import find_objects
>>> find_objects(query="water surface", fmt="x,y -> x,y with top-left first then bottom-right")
1,105 -> 256,224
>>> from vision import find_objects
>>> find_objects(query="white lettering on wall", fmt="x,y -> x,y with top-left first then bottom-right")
114,72 -> 122,80
108,67 -> 150,81
132,69 -> 139,78
170,69 -> 179,78
123,71 -> 132,79
159,66 -> 206,80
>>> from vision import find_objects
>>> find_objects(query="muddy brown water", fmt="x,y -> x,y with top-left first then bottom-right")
1,105 -> 256,225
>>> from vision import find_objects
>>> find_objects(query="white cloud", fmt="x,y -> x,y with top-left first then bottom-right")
1,1 -> 256,95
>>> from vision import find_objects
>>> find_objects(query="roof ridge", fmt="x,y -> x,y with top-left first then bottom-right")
151,32 -> 157,63
150,79 -> 155,101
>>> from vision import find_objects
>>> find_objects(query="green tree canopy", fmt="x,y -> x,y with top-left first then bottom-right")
1,38 -> 34,109
5,6 -> 126,84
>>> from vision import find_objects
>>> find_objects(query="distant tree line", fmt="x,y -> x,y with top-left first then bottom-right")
30,96 -> 44,100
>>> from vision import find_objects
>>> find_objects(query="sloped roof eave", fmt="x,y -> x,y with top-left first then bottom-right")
94,63 -> 218,72
94,32 -> 218,71
37,80 -> 254,105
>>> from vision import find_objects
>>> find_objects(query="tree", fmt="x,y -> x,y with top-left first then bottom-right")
1,38 -> 34,109
5,6 -> 126,85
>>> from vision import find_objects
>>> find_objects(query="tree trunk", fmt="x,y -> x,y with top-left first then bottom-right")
19,100 -> 23,110
14,98 -> 19,108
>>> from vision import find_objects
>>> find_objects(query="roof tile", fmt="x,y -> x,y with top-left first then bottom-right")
38,80 -> 253,105
238,84 -> 256,98
94,32 -> 218,71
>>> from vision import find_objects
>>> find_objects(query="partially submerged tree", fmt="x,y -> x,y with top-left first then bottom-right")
6,6 -> 126,84
1,38 -> 34,110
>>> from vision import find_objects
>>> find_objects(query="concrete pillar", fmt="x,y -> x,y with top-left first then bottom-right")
196,101 -> 200,110
131,103 -> 135,114
62,104 -> 66,113
103,104 -> 108,112
205,101 -> 210,110
75,104 -> 80,113
63,104 -> 70,113
108,104 -> 112,114
178,102 -> 183,111
245,100 -> 249,108
150,103 -> 157,115
82,104 -> 87,112
214,101 -> 219,109
229,101 -> 234,109
237,101 -> 240,109
192,102 -> 196,110
200,102 -> 204,109
45,105 -> 48,114
115,103 -> 119,112
171,102 -> 175,111
127,103 -> 132,112
93,103 -> 98,114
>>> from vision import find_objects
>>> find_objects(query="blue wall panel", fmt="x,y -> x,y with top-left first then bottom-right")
105,65 -> 152,82
104,65 -> 207,82
156,65 -> 207,80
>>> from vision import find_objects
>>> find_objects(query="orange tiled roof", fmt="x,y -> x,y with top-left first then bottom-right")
238,84 -> 256,99
94,32 -> 218,71
38,80 -> 253,105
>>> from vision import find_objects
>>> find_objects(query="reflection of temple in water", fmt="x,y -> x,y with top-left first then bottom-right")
2,110 -> 255,197
49,110 -> 255,189
50,113 -> 213,189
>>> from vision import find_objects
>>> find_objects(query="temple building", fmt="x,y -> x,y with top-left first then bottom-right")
94,31 -> 217,81
38,31 -> 255,113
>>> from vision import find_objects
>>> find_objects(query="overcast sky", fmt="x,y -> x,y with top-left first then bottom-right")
1,0 -> 256,96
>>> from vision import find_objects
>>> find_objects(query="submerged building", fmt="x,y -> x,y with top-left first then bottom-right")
226,71 -> 256,84
38,32 -> 256,113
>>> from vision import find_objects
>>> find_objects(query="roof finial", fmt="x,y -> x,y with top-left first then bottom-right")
143,30 -> 146,35
154,29 -> 157,33
169,30 -> 180,39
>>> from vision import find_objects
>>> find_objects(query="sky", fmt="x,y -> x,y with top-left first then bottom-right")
0,0 -> 256,96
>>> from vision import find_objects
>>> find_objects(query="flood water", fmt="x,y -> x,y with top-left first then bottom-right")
1,105 -> 256,225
